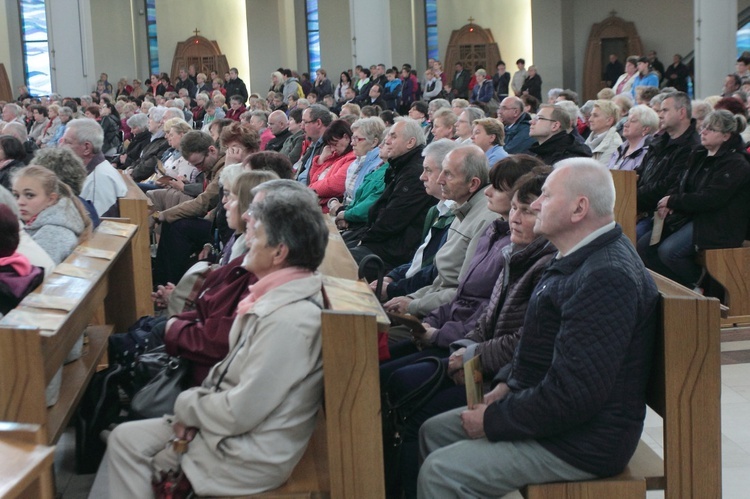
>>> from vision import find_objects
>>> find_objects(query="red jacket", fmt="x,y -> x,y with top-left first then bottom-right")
164,256 -> 256,385
308,150 -> 356,212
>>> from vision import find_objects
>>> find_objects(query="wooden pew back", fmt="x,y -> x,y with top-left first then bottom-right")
611,169 -> 637,245
0,223 -> 141,444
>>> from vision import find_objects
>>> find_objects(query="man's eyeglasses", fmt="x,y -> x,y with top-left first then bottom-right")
191,153 -> 208,169
531,116 -> 557,124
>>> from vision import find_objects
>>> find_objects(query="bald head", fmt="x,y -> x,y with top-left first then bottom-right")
531,158 -> 615,254
268,110 -> 288,136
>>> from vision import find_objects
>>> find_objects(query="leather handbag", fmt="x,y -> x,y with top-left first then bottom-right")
130,355 -> 189,419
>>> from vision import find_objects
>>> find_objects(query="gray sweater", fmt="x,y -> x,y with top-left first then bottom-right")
24,197 -> 84,265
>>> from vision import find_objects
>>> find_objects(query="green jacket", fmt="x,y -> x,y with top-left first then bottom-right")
344,164 -> 387,224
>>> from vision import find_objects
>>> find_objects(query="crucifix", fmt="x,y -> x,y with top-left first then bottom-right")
193,28 -> 200,37
467,17 -> 475,25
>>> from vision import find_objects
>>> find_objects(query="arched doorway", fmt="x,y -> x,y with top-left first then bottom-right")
169,33 -> 229,84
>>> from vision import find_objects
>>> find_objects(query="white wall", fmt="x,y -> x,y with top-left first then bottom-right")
319,0 -> 353,76
351,0 -> 392,68
90,0 -> 145,88
437,0 -> 533,78
156,0 -> 249,91
48,0 -> 96,97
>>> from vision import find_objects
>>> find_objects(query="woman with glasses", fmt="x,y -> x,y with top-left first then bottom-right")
637,109 -> 750,288
308,119 -> 357,212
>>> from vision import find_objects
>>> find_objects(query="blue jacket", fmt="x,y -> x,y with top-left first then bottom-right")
471,80 -> 493,104
503,113 -> 536,154
485,226 -> 659,478
631,73 -> 660,98
383,79 -> 402,110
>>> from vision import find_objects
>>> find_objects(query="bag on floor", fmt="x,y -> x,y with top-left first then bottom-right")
108,315 -> 167,395
129,354 -> 190,420
75,363 -> 125,474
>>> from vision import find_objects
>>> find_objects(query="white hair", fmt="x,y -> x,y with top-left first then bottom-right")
554,158 -> 615,217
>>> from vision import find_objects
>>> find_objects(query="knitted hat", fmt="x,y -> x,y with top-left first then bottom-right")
0,204 -> 20,257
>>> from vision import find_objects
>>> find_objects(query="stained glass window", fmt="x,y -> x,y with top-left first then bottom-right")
19,0 -> 51,96
146,0 -> 159,76
306,0 -> 321,75
425,0 -> 438,61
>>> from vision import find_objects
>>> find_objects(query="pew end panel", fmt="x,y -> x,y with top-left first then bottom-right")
0,423 -> 55,499
700,246 -> 750,327
611,169 -> 637,245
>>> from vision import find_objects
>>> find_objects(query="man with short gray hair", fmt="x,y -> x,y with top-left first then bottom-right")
384,144 -> 496,321
348,117 -> 437,279
61,118 -> 127,216
418,159 -> 659,498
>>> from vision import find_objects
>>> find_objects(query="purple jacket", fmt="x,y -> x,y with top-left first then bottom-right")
423,219 -> 510,348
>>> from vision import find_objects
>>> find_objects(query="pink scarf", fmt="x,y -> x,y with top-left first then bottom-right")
0,252 -> 33,276
236,267 -> 313,315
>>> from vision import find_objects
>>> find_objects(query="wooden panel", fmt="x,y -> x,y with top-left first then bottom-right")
611,169 -> 637,245
321,311 -> 384,499
0,330 -> 48,432
702,247 -> 750,326
118,171 -> 154,319
524,478 -> 645,499
46,325 -> 112,444
0,431 -> 55,499
661,297 -> 721,498
0,64 -> 12,102
319,220 -> 359,280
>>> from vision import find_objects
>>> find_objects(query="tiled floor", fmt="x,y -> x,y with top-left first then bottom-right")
56,328 -> 750,498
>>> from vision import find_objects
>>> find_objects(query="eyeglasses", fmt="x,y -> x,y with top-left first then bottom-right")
302,119 -> 316,125
191,153 -> 208,169
699,125 -> 720,133
531,116 -> 557,123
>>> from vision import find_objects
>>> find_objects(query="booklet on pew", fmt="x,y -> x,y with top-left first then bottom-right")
464,354 -> 484,408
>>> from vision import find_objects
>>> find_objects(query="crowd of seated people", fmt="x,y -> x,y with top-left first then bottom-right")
2,50 -> 750,497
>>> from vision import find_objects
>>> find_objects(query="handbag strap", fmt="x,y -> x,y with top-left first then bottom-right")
385,356 -> 446,418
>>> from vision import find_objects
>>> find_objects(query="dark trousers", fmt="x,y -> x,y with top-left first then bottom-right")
153,218 -> 212,286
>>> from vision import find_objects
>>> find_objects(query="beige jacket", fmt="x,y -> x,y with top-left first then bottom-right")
162,155 -> 225,223
174,274 -> 324,496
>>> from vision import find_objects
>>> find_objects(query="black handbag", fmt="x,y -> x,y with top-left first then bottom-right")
130,352 -> 190,419
381,356 -> 446,495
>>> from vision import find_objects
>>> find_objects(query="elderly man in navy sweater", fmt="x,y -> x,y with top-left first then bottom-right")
418,159 -> 659,498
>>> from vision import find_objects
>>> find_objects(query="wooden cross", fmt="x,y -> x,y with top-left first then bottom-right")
609,10 -> 617,17
467,17 -> 475,25
193,28 -> 200,37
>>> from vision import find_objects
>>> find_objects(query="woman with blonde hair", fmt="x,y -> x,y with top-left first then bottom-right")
12,165 -> 92,265
584,99 -> 623,166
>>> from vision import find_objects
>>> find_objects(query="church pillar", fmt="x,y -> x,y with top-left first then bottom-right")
350,0 -> 393,68
531,0 -> 574,93
693,0 -> 737,98
49,0 -> 97,96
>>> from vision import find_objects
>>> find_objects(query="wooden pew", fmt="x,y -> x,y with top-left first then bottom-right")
700,246 -> 750,327
0,423 -> 55,499
522,271 -> 721,499
213,219 -> 385,499
116,171 -> 154,317
0,222 -> 142,445
611,169 -> 637,245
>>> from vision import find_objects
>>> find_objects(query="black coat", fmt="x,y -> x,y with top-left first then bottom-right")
486,226 -> 659,478
636,121 -> 700,212
520,74 -> 542,101
120,130 -> 152,169
130,136 -> 171,182
224,77 -> 248,103
666,134 -> 750,249
529,131 -> 592,165
359,146 -> 437,267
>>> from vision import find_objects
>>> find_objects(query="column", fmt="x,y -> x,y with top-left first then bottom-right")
693,0 -> 737,98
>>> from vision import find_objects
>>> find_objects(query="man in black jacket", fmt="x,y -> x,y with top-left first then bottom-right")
348,118 -> 437,280
418,160 -> 659,497
528,104 -> 592,165
224,68 -> 248,104
635,92 -> 699,240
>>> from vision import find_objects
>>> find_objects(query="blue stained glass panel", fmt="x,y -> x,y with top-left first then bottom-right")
146,0 -> 159,75
20,0 -> 51,95
308,32 -> 321,75
738,23 -> 750,57
425,0 -> 437,25
427,27 -> 438,61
